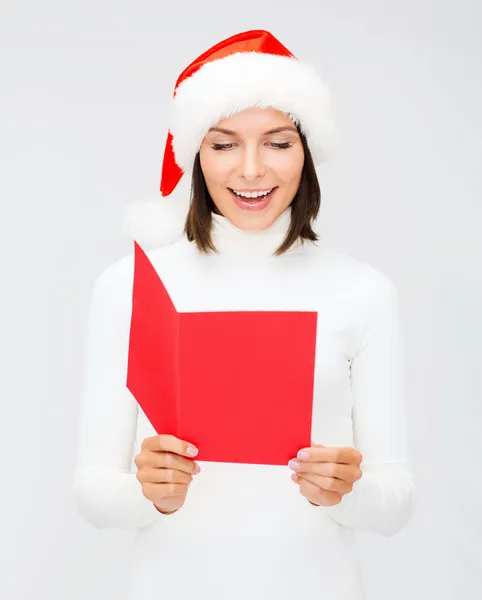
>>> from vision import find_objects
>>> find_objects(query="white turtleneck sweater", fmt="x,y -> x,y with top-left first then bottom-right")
74,208 -> 415,600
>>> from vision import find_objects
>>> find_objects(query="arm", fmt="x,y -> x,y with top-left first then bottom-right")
321,264 -> 415,536
73,258 -> 164,529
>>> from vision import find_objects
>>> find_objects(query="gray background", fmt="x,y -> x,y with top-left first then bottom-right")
1,1 -> 481,598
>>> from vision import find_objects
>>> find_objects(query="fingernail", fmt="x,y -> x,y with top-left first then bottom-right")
288,459 -> 300,471
297,450 -> 309,460
291,473 -> 299,482
186,446 -> 198,457
193,464 -> 201,475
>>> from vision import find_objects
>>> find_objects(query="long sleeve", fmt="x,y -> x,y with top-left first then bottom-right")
321,264 -> 415,536
73,258 -> 164,529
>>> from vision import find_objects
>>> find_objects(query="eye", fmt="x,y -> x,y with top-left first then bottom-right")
211,141 -> 293,151
211,143 -> 235,151
269,142 -> 293,149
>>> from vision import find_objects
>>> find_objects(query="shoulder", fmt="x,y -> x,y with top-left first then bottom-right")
309,244 -> 393,286
351,260 -> 400,326
356,261 -> 399,306
88,240 -> 187,309
318,243 -> 396,285
308,244 -> 399,309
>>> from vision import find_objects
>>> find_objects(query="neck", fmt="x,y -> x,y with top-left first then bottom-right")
209,207 -> 294,257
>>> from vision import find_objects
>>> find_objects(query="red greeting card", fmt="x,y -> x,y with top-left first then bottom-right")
126,242 -> 317,465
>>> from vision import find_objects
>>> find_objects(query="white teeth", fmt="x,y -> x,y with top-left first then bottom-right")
232,188 -> 273,199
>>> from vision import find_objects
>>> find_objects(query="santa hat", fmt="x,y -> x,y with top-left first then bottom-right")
123,29 -> 337,248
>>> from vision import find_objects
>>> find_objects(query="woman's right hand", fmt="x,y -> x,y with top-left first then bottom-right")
135,434 -> 201,515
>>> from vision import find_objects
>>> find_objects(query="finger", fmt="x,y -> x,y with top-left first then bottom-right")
137,468 -> 193,485
295,446 -> 362,465
289,460 -> 362,482
143,482 -> 188,501
142,434 -> 199,458
296,475 -> 341,507
146,451 -> 200,475
292,472 -> 353,495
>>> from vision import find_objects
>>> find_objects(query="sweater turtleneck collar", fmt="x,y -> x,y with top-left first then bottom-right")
209,206 -> 295,258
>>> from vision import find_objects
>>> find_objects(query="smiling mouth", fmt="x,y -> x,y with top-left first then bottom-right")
227,187 -> 278,211
228,186 -> 277,201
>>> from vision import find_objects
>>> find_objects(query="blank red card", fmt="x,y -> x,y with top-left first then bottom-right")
126,242 -> 317,465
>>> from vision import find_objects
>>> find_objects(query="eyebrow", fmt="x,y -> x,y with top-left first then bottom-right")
207,125 -> 298,136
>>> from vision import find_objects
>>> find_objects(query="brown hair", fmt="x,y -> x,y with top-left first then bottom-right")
184,127 -> 321,256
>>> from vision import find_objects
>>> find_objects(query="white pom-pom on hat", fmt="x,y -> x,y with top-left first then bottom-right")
122,195 -> 188,249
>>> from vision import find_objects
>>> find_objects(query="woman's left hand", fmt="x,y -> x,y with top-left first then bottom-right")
289,443 -> 363,507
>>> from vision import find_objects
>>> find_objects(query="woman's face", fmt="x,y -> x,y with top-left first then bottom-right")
199,107 -> 304,231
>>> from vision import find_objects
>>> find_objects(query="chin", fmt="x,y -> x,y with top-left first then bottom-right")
228,207 -> 280,231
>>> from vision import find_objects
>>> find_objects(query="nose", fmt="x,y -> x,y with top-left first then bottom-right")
237,144 -> 266,181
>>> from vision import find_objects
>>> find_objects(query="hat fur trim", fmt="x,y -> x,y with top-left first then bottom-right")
169,51 -> 337,174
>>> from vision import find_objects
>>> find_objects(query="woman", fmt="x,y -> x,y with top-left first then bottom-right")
74,30 -> 415,600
